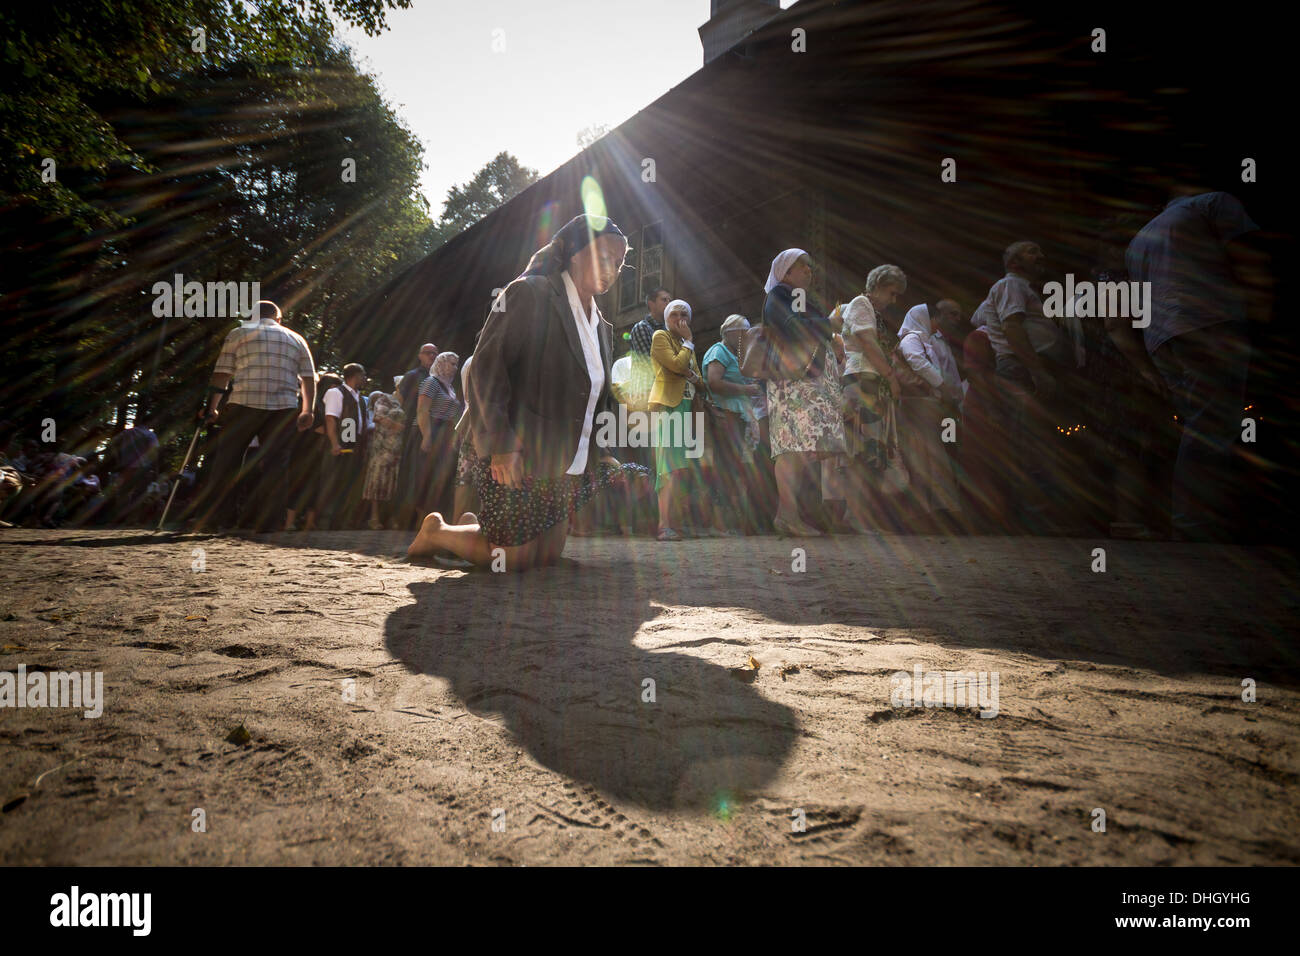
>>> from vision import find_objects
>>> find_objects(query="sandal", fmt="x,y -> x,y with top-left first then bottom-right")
774,518 -> 822,538
657,528 -> 683,542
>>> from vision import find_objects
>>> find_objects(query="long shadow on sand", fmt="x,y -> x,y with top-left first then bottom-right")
383,559 -> 799,811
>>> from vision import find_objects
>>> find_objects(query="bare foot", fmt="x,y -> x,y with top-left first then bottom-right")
407,512 -> 447,560
456,512 -> 478,525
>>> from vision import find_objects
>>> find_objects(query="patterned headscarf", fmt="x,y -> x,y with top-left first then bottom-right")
431,351 -> 459,390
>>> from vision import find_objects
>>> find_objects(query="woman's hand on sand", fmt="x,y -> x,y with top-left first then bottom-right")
492,451 -> 524,488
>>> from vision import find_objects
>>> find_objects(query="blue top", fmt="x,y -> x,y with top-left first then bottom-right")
702,341 -> 755,419
1125,192 -> 1258,353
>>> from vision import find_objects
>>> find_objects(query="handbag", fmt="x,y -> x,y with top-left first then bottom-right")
701,389 -> 744,468
877,399 -> 911,496
739,325 -> 821,382
892,332 -> 935,397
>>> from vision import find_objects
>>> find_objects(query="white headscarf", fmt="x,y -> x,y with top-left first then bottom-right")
664,299 -> 692,324
898,303 -> 934,341
899,304 -> 962,393
764,248 -> 808,293
720,314 -> 750,334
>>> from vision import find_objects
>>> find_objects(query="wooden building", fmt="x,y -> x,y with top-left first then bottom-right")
338,0 -> 1287,378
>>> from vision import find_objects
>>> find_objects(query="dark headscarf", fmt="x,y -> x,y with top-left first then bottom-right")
521,214 -> 627,278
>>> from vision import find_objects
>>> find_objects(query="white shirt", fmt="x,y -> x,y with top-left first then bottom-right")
560,270 -> 606,475
898,331 -> 963,402
323,383 -> 361,421
983,273 -> 1060,362
840,294 -> 879,377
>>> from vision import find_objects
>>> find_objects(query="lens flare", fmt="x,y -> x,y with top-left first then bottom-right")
536,200 -> 558,250
580,175 -> 607,229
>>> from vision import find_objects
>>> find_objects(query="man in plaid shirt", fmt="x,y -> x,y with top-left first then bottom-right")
190,300 -> 317,532
626,287 -> 671,410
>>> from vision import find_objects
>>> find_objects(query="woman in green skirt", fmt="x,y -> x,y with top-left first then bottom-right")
649,298 -> 712,540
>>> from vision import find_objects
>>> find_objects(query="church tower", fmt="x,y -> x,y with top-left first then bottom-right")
698,0 -> 783,65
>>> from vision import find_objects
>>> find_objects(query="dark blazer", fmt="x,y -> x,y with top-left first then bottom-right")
463,271 -> 614,479
762,282 -> 834,379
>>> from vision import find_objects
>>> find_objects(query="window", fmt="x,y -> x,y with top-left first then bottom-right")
637,222 -> 663,304
617,221 -> 665,313
618,252 -> 637,312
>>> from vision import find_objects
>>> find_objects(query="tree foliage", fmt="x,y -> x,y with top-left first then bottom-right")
433,151 -> 539,239
0,1 -> 413,228
0,3 -> 432,473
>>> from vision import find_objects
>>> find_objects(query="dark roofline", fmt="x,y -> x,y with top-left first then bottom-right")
349,0 -> 829,312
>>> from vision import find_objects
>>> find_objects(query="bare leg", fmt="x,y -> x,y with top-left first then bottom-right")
535,521 -> 569,566
408,511 -> 556,571
454,483 -> 477,527
774,452 -> 818,533
657,475 -> 675,531
408,512 -> 494,564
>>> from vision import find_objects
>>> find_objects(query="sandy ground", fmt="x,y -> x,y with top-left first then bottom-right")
0,526 -> 1296,866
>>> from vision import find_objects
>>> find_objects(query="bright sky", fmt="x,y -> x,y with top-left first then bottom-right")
338,0 -> 795,218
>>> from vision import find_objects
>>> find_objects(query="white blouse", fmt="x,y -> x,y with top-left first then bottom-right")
560,269 -> 606,475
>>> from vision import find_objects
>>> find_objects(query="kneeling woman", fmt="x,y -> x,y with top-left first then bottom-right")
407,214 -> 647,570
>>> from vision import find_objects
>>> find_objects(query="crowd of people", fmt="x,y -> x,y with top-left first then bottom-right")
598,189 -> 1265,546
2,191 -> 1266,554
175,301 -> 474,535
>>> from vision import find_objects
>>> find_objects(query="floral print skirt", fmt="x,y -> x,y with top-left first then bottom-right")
767,351 -> 847,458
470,456 -> 650,548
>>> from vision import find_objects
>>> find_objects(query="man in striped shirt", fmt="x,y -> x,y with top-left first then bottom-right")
190,300 -> 316,532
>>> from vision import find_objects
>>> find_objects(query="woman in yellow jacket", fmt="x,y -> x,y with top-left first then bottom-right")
649,298 -> 711,541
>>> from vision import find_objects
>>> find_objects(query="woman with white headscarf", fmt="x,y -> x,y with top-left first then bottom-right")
451,354 -> 479,525
895,304 -> 964,526
416,351 -> 464,525
761,248 -> 846,537
649,298 -> 714,540
362,389 -> 405,528
703,314 -> 764,533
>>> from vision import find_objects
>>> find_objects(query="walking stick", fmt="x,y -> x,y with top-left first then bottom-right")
155,416 -> 206,532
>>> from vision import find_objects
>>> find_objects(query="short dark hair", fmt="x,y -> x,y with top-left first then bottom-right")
645,287 -> 669,303
343,363 -> 366,381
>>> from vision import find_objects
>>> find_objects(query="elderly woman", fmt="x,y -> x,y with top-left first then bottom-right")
451,354 -> 479,525
362,390 -> 405,529
416,351 -> 463,524
896,304 -> 964,528
703,314 -> 763,533
839,264 -> 907,530
649,298 -> 711,541
761,248 -> 846,537
407,214 -> 647,569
